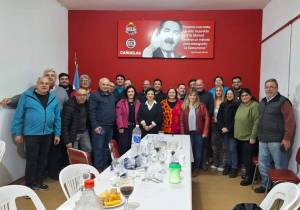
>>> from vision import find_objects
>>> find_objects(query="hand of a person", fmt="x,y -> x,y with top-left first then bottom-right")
202,134 -> 207,138
14,135 -> 23,144
221,127 -> 229,133
249,139 -> 256,144
0,98 -> 12,106
281,139 -> 291,151
118,128 -> 124,134
142,28 -> 160,57
54,136 -> 60,145
94,127 -> 102,134
66,143 -> 72,148
143,125 -> 150,131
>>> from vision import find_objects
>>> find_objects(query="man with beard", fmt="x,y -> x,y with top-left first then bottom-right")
143,20 -> 185,58
59,73 -> 73,97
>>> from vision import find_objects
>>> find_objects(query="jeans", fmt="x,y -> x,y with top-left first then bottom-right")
258,142 -> 289,188
223,135 -> 238,169
190,132 -> 204,170
74,130 -> 92,153
91,126 -> 113,170
24,135 -> 52,186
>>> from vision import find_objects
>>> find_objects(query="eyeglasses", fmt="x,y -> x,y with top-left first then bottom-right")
240,94 -> 249,97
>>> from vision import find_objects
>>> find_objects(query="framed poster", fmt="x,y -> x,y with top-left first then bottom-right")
118,20 -> 215,59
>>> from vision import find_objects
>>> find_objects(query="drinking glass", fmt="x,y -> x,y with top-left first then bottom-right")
120,176 -> 135,210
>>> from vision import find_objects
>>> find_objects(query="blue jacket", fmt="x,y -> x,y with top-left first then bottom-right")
11,89 -> 61,136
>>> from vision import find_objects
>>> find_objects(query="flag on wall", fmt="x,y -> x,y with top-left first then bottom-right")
73,63 -> 80,90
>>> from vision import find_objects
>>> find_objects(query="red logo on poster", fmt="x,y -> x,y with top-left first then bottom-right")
125,22 -> 137,36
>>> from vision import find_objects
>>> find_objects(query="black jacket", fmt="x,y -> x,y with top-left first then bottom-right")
217,100 -> 240,137
198,90 -> 214,117
61,97 -> 90,145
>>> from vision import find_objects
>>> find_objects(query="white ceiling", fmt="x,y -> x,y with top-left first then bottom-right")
57,0 -> 270,10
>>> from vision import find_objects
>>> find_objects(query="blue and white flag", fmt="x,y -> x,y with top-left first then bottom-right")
73,63 -> 80,90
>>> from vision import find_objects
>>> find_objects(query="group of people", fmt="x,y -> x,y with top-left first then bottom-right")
0,70 -> 296,194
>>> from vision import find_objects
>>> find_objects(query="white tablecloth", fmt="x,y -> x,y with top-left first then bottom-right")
57,134 -> 192,210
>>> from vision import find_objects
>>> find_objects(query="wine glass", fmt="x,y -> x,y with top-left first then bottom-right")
158,151 -> 167,174
120,176 -> 135,210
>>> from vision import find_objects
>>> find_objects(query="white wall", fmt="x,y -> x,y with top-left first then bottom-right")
261,0 -> 300,171
0,0 -> 68,186
262,0 -> 300,39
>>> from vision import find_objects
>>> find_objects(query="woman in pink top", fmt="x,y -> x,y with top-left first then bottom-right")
116,85 -> 141,155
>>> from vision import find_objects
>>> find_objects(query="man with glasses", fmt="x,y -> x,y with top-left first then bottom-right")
255,78 -> 296,193
231,76 -> 243,101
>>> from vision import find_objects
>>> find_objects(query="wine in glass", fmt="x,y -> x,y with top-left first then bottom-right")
120,176 -> 134,210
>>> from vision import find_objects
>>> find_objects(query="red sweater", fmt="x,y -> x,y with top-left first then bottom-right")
180,103 -> 210,136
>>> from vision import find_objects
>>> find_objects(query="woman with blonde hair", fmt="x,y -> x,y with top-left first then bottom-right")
180,89 -> 210,177
211,86 -> 225,171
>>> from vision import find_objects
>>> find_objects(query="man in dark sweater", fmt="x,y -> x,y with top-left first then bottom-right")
89,77 -> 117,171
61,88 -> 91,153
255,78 -> 296,193
153,78 -> 167,103
195,79 -> 214,170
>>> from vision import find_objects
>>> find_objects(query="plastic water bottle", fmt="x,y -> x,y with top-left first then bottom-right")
131,125 -> 142,157
74,179 -> 103,210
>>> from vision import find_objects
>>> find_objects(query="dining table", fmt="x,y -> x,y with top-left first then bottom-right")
56,134 -> 192,210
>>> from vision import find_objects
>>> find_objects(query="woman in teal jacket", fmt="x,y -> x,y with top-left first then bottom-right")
11,76 -> 61,190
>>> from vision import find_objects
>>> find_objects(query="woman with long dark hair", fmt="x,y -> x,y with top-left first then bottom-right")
234,88 -> 259,186
116,85 -> 141,155
161,88 -> 183,134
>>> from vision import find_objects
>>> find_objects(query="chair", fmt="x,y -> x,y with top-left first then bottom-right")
251,156 -> 259,189
109,139 -> 120,159
267,147 -> 300,190
0,140 -> 6,162
59,163 -> 100,199
67,148 -> 92,165
0,185 -> 46,210
259,182 -> 300,210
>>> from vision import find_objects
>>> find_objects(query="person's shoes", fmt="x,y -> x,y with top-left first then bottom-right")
192,169 -> 199,177
222,166 -> 231,175
31,183 -> 49,191
210,165 -> 217,170
240,178 -> 252,186
217,167 -> 224,172
254,186 -> 268,193
228,168 -> 238,178
202,164 -> 208,171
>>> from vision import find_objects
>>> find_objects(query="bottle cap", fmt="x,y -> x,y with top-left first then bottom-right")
169,163 -> 181,169
84,179 -> 94,188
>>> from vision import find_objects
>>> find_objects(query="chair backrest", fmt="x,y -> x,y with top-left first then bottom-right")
59,163 -> 100,199
260,182 -> 300,210
67,148 -> 92,165
0,140 -> 6,162
0,185 -> 46,210
295,147 -> 300,164
109,139 -> 120,159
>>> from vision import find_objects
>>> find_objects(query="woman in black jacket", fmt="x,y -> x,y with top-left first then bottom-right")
138,88 -> 163,138
217,89 -> 240,177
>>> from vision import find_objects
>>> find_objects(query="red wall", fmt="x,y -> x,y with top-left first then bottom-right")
69,10 -> 262,96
